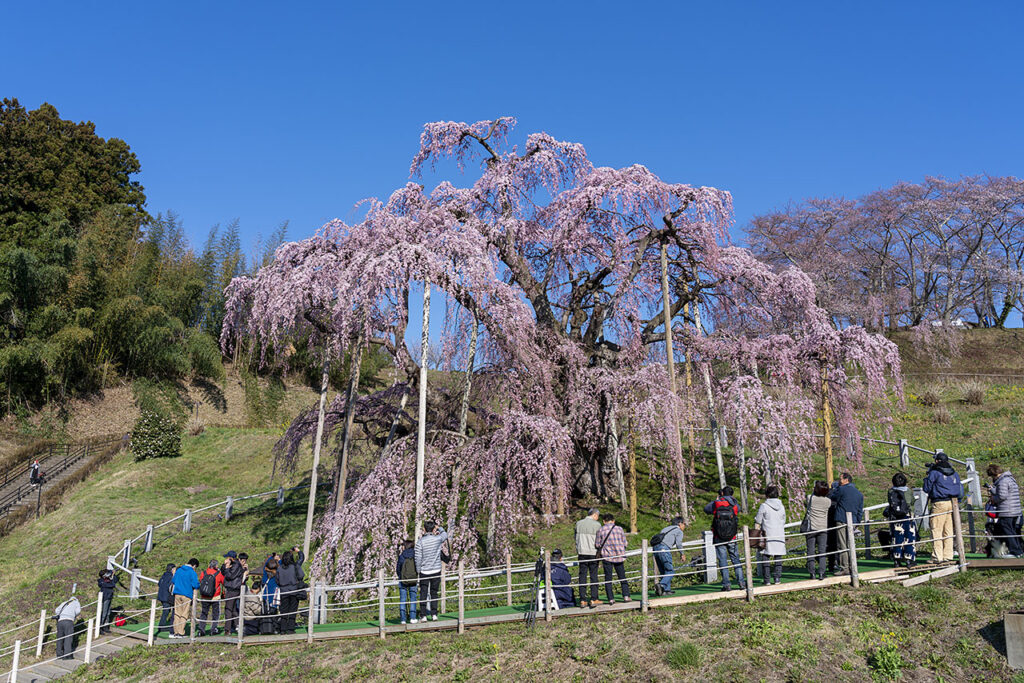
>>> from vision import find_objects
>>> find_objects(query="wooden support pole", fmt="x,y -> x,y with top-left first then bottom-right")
505,550 -> 512,607
308,583 -> 317,644
822,367 -> 834,484
846,512 -> 859,588
952,499 -> 967,573
458,559 -> 465,633
628,430 -> 638,534
147,600 -> 156,646
378,572 -> 386,640
334,340 -> 364,511
966,503 -> 977,554
10,639 -> 20,683
145,524 -> 154,553
741,526 -> 754,602
303,356 -> 329,561
84,619 -> 93,663
190,590 -> 198,642
36,609 -> 46,657
660,242 -> 688,519
440,564 -> 447,614
415,280 -> 430,539
640,539 -> 649,613
543,550 -> 552,623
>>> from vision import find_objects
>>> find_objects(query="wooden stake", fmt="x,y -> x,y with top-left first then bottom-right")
36,609 -> 46,657
10,639 -> 20,682
682,299 -> 697,473
457,559 -> 465,633
440,563 -> 447,614
378,571 -> 386,640
543,550 -> 552,622
505,550 -> 512,606
303,355 -> 330,562
190,590 -> 198,642
95,591 -> 102,638
238,597 -> 245,649
846,512 -> 859,588
952,499 -> 967,573
308,582 -> 317,644
84,619 -> 93,663
741,526 -> 754,602
640,539 -> 649,613
147,600 -> 156,646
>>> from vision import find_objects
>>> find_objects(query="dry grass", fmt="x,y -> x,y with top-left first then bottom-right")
932,405 -> 953,424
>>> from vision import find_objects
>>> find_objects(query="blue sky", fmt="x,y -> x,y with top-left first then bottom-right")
5,2 -> 1022,252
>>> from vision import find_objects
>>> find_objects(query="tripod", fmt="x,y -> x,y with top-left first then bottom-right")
524,547 -> 545,628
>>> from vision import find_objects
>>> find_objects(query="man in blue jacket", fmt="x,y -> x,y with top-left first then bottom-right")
829,473 -> 864,576
923,453 -> 963,563
171,558 -> 200,638
549,550 -> 575,609
156,564 -> 175,634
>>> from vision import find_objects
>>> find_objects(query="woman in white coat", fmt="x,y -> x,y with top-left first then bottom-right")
755,485 -> 787,585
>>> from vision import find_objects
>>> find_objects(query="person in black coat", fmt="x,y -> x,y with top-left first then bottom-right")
97,569 -> 118,634
156,564 -> 175,633
276,550 -> 305,634
549,550 -> 575,609
221,552 -> 247,635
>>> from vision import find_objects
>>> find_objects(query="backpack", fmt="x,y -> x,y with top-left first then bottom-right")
199,571 -> 218,599
886,488 -> 910,520
400,556 -> 418,587
711,501 -> 738,541
650,531 -> 666,547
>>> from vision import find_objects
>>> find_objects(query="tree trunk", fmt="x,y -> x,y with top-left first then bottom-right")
682,301 -> 697,474
333,341 -> 364,510
628,420 -> 638,534
302,355 -> 330,562
415,280 -> 430,539
702,362 -> 727,489
822,364 -> 834,484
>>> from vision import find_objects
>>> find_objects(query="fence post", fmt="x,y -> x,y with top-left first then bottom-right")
703,530 -> 718,584
238,597 -> 245,649
741,526 -> 754,602
130,568 -> 141,599
36,609 -> 46,657
912,487 -> 929,532
440,564 -> 447,614
11,639 -> 20,682
85,619 -> 93,663
899,439 -> 909,468
183,509 -> 192,533
505,550 -> 512,607
277,486 -> 285,507
148,599 -> 157,646
640,539 -> 649,612
378,572 -> 386,640
225,496 -> 233,521
864,509 -> 872,560
952,499 -> 967,572
458,559 -> 466,633
106,555 -> 116,571
543,550 -> 551,622
965,458 -> 984,507
307,583 -> 316,644
145,524 -> 154,553
122,538 -> 131,566
190,590 -> 198,642
317,585 -> 327,625
846,512 -> 859,589
95,592 -> 103,637
966,502 -> 977,554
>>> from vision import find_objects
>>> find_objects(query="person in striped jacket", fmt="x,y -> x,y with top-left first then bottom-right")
595,513 -> 631,605
987,464 -> 1022,558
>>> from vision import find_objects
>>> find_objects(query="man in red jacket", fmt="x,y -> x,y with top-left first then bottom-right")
197,560 -> 225,637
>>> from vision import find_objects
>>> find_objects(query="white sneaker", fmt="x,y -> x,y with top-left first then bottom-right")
400,620 -> 406,625
409,618 -> 418,624
431,615 -> 438,621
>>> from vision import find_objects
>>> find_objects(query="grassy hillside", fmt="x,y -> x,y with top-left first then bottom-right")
66,570 -> 1023,682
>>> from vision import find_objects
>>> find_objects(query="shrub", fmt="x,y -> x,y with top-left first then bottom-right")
187,415 -> 206,436
960,379 -> 986,406
130,410 -> 182,461
918,387 -> 941,407
665,642 -> 700,669
867,633 -> 905,681
933,405 -> 952,424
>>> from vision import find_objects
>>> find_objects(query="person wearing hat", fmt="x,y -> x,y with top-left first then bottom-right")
156,563 -> 176,634
923,452 -> 963,563
221,551 -> 247,635
54,585 -> 81,659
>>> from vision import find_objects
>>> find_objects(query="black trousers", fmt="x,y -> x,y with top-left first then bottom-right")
158,601 -> 173,632
602,561 -> 629,601
419,574 -> 442,616
279,594 -> 300,633
199,599 -> 220,633
577,554 -> 600,602
56,619 -> 75,659
99,597 -> 112,633
223,590 -> 240,633
996,516 -> 1024,556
